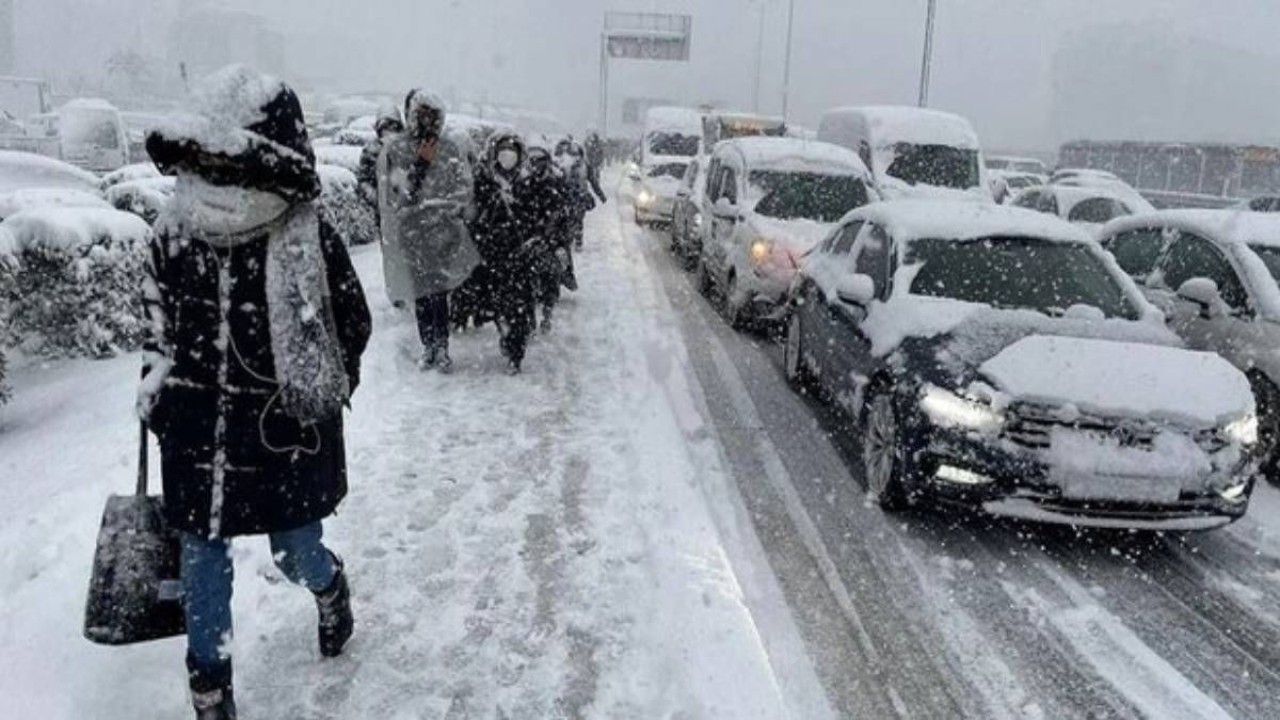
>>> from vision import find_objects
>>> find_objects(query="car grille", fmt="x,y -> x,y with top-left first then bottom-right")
1004,404 -> 1159,450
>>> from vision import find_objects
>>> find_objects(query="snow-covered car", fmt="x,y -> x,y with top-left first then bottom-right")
697,137 -> 877,327
58,98 -> 130,172
0,150 -> 100,194
783,200 -> 1259,529
1051,171 -> 1155,215
634,159 -> 689,227
1010,184 -> 1140,234
988,170 -> 1042,204
669,155 -> 710,267
1051,167 -> 1120,184
105,176 -> 175,225
1100,210 -> 1280,485
99,162 -> 162,191
986,155 -> 1049,179
640,106 -> 702,168
817,106 -> 992,202
0,187 -> 111,220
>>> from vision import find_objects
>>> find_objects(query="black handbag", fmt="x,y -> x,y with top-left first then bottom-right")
83,422 -> 186,645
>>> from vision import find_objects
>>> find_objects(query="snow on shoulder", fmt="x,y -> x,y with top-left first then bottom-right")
980,335 -> 1253,427
849,199 -> 1092,246
0,206 -> 152,256
724,136 -> 870,177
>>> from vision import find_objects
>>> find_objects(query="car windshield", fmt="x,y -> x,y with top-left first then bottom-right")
647,132 -> 699,157
885,143 -> 980,189
647,163 -> 688,179
907,236 -> 1140,319
748,170 -> 870,222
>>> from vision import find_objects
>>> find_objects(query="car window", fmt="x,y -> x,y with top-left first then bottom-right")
1158,233 -> 1249,310
853,225 -> 891,298
1012,190 -> 1040,209
1104,228 -> 1166,278
705,159 -> 721,199
682,162 -> 699,190
830,221 -> 864,255
749,171 -> 871,223
1036,191 -> 1060,216
720,167 -> 738,204
1068,197 -> 1130,224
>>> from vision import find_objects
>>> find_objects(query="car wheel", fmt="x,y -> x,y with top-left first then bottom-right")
784,311 -> 813,391
864,389 -> 910,512
696,257 -> 714,297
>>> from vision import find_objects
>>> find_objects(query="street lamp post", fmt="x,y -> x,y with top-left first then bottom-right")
752,0 -> 767,113
918,0 -> 938,107
781,0 -> 797,121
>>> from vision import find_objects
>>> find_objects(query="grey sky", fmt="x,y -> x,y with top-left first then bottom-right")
13,0 -> 1280,152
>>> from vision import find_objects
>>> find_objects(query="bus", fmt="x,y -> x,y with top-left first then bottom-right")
1058,140 -> 1280,208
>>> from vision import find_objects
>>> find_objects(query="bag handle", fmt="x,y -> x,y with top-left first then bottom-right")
136,421 -> 149,497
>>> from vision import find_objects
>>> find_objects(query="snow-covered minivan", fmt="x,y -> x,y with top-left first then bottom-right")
696,137 -> 877,328
817,106 -> 991,202
784,201 -> 1259,528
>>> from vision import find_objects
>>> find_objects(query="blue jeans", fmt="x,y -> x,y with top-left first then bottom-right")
181,522 -> 337,671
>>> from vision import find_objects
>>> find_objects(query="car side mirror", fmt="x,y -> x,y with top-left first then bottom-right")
713,197 -> 739,220
835,274 -> 876,307
1176,277 -> 1225,319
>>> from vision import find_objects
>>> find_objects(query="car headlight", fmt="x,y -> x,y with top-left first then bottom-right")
750,239 -> 771,265
920,385 -> 1005,433
1223,413 -> 1259,446
637,189 -> 654,206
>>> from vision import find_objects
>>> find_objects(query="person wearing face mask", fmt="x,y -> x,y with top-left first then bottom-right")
521,140 -> 571,333
140,65 -> 372,720
379,89 -> 479,371
469,132 -> 538,373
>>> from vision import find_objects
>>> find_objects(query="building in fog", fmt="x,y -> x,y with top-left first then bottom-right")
169,4 -> 284,80
1051,23 -> 1280,148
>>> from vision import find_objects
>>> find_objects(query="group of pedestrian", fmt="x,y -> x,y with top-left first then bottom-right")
360,90 -> 606,375
133,65 -> 608,720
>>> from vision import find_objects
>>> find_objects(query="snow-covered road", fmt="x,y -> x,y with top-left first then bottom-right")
0,200 -> 832,718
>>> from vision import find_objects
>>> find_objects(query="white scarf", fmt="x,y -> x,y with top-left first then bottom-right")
168,174 -> 350,424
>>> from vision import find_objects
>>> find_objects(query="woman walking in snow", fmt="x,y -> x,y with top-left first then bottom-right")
139,66 -> 372,720
379,90 -> 479,371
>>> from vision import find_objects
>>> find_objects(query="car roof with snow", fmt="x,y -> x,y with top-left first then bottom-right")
644,106 -> 703,133
823,105 -> 980,149
716,137 -> 870,177
1101,208 -> 1280,247
846,200 -> 1093,246
0,150 -> 101,193
1040,184 -> 1141,213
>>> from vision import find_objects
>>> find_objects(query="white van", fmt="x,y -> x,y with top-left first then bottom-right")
59,99 -> 129,172
817,106 -> 990,201
640,106 -> 703,167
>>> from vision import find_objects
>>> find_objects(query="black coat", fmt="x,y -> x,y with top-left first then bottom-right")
141,211 -> 371,538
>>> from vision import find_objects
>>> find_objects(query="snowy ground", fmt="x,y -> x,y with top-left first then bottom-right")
0,197 -> 831,718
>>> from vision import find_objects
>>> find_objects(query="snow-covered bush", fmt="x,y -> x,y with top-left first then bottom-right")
314,144 -> 363,173
0,208 -> 152,358
106,177 -> 175,225
318,164 -> 376,246
0,234 -> 14,404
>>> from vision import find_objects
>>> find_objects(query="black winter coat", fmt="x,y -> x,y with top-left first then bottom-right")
141,210 -> 371,538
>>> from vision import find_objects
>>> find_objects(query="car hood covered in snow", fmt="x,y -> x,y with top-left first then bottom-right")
749,215 -> 835,255
978,335 -> 1253,427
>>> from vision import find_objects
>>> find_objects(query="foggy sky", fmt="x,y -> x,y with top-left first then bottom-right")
13,0 -> 1280,152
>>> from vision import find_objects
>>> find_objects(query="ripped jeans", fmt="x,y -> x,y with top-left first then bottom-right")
181,522 -> 337,672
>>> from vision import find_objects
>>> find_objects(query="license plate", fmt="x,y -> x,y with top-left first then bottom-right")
1057,473 -> 1180,503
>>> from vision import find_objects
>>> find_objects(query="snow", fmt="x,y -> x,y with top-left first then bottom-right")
317,164 -> 357,191
0,188 -> 110,219
100,163 -> 162,190
0,150 -> 100,193
151,65 -> 289,159
980,335 -> 1252,427
0,188 -> 819,718
852,199 -> 1094,246
724,137 -> 870,177
1052,177 -> 1155,213
823,105 -> 981,150
750,215 -> 837,256
314,145 -> 364,173
0,206 -> 151,256
643,106 -> 703,135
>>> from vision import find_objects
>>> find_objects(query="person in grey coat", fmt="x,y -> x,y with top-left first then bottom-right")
379,90 -> 478,371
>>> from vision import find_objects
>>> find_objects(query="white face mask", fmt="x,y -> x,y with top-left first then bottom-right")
497,149 -> 520,171
175,172 -> 290,240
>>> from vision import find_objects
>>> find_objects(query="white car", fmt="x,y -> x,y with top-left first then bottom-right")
1051,170 -> 1155,214
1010,184 -> 1142,234
989,170 -> 1043,204
987,155 -> 1049,180
634,158 -> 691,227
696,137 -> 877,327
1100,210 -> 1280,485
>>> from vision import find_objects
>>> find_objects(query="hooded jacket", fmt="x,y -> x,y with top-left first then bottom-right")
378,90 -> 479,298
140,66 -> 371,538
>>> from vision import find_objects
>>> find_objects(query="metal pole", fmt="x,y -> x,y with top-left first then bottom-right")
918,0 -> 938,107
599,32 -> 610,136
781,0 -> 797,120
752,1 -> 766,113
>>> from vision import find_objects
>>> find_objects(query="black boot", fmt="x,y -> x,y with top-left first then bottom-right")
188,655 -> 236,720
315,555 -> 353,658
